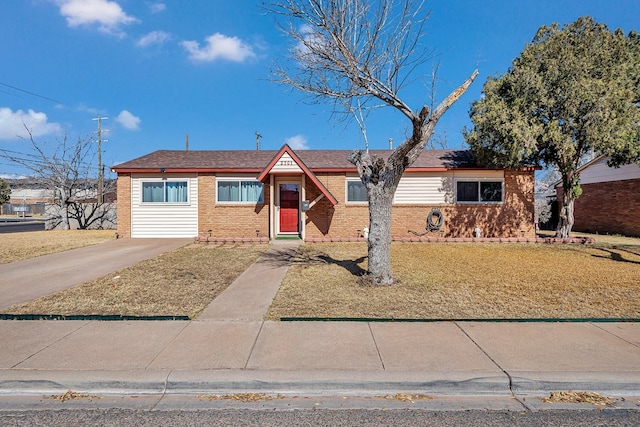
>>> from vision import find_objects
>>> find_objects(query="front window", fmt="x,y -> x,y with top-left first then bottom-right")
480,181 -> 503,202
217,179 -> 263,203
456,180 -> 503,203
346,179 -> 368,203
142,181 -> 188,203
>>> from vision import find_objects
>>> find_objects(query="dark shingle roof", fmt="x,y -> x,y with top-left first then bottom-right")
112,148 -> 479,171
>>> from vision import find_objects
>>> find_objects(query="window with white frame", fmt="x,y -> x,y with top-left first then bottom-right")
142,181 -> 188,203
217,179 -> 263,203
346,178 -> 368,203
456,180 -> 503,203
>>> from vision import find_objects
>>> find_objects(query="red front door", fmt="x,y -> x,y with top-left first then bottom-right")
279,184 -> 299,233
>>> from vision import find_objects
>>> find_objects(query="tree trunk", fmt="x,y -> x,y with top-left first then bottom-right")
556,195 -> 574,238
346,72 -> 479,286
367,190 -> 394,285
555,176 -> 576,238
59,188 -> 71,231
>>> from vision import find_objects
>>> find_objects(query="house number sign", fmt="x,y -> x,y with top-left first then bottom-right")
279,160 -> 295,166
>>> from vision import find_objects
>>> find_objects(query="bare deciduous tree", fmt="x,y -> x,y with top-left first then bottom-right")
264,0 -> 478,284
0,128 -> 115,230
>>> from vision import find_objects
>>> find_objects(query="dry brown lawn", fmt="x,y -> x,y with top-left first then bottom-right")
6,244 -> 267,319
265,241 -> 640,320
4,228 -> 639,320
0,230 -> 115,264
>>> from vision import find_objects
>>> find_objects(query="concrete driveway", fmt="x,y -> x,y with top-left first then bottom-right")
0,238 -> 191,310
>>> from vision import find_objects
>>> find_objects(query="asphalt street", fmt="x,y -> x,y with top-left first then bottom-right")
1,408 -> 639,426
0,220 -> 44,233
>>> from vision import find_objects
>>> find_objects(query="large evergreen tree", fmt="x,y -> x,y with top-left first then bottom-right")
0,178 -> 10,204
465,16 -> 640,238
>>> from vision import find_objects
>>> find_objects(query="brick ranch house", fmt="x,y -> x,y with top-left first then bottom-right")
555,155 -> 640,237
112,145 -> 536,240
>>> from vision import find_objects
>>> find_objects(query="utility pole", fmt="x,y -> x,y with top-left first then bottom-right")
92,115 -> 108,204
255,131 -> 262,150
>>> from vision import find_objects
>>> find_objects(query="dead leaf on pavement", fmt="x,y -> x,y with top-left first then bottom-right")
542,391 -> 615,406
197,393 -> 284,402
379,393 -> 433,403
48,389 -> 102,403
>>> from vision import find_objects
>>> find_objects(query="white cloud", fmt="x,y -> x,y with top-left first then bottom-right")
285,134 -> 309,150
137,30 -> 171,47
148,2 -> 166,13
294,24 -> 331,66
0,108 -> 62,140
57,0 -> 138,35
73,103 -> 102,115
0,173 -> 28,179
181,33 -> 256,63
115,110 -> 141,130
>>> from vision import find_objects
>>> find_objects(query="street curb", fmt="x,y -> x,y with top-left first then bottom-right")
0,370 -> 510,396
165,370 -> 511,396
510,371 -> 640,396
2,369 -> 639,398
0,370 -> 169,396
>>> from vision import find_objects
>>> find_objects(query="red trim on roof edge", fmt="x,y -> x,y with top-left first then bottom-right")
111,168 -> 263,173
258,144 -> 339,206
111,166 -> 534,174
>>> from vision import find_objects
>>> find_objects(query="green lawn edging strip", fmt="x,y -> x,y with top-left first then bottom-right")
0,314 -> 190,321
280,317 -> 639,323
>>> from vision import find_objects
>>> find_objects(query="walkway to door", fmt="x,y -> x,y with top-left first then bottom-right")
197,240 -> 301,321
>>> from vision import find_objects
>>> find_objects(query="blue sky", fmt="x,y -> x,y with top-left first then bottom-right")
1,0 -> 638,178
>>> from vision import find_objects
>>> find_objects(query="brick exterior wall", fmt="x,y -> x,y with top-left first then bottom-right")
558,178 -> 640,237
304,169 -> 535,239
119,169 -> 535,239
304,173 -> 370,239
116,173 -> 131,238
439,170 -> 536,238
198,174 -> 271,239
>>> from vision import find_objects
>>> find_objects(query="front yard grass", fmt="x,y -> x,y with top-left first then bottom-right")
0,230 -> 114,264
5,244 -> 267,319
265,241 -> 640,320
4,230 -> 639,320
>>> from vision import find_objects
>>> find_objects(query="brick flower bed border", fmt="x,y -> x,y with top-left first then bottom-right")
194,236 -> 594,244
305,236 -> 595,244
193,236 -> 270,244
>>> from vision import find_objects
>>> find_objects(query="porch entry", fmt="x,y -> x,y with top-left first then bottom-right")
278,183 -> 300,233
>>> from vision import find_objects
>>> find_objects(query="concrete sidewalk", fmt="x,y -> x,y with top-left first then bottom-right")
0,240 -> 638,410
0,320 -> 638,407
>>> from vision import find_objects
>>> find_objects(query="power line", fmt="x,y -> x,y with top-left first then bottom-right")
0,82 -> 63,104
92,116 -> 108,203
0,149 -> 97,170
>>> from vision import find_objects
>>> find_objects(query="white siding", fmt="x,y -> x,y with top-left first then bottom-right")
580,157 -> 640,184
270,152 -> 302,173
394,173 -> 448,204
393,170 -> 504,204
452,170 -> 504,179
131,174 -> 198,238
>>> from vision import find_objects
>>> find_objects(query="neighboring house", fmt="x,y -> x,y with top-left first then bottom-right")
112,145 -> 536,240
0,179 -> 55,216
1,178 -> 117,229
555,155 -> 640,237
